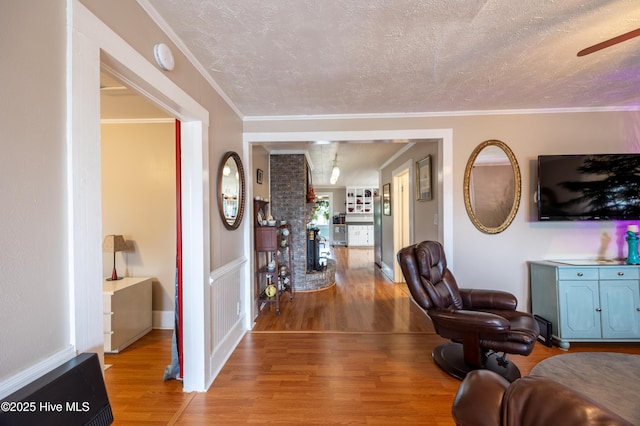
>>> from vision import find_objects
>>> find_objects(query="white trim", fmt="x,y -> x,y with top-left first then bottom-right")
207,319 -> 245,389
0,346 -> 76,399
243,130 -> 446,144
440,130 -> 454,267
379,260 -> 395,283
153,310 -> 175,329
180,120 -> 210,392
101,118 -> 175,125
209,257 -> 248,283
392,160 -> 414,282
243,105 -> 640,122
379,142 -> 416,171
68,0 -> 104,362
72,0 -> 210,392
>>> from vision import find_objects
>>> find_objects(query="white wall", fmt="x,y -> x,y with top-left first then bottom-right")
101,122 -> 176,327
0,1 -> 75,390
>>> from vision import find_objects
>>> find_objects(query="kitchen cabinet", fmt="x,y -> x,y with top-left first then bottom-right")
530,260 -> 640,349
348,225 -> 374,247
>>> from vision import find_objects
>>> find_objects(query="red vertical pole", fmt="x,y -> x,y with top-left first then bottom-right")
175,119 -> 183,378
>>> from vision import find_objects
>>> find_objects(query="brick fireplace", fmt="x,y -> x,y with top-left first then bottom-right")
269,154 -> 335,291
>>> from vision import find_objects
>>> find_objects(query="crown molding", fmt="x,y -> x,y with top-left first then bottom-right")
242,105 -> 640,122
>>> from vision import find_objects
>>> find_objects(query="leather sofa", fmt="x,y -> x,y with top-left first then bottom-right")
452,369 -> 632,426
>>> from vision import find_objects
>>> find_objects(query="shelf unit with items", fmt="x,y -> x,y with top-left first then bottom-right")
346,187 -> 378,214
276,224 -> 294,301
254,199 -> 293,315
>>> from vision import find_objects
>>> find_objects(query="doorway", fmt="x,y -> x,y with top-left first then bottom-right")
72,7 -> 210,392
393,161 -> 413,282
244,130 -> 454,279
313,192 -> 333,245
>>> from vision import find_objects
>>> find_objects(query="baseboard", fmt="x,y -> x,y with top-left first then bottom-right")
0,346 -> 76,400
380,261 -> 395,282
207,317 -> 246,389
153,310 -> 175,329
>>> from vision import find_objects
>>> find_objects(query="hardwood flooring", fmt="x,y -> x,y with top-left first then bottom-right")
104,246 -> 640,425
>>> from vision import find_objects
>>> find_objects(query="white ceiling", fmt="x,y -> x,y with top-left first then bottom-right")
103,0 -> 640,186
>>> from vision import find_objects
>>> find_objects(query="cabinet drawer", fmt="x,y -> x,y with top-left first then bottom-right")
599,268 -> 639,280
103,313 -> 113,333
558,268 -> 598,280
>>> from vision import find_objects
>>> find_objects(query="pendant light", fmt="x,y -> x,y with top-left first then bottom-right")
330,154 -> 340,185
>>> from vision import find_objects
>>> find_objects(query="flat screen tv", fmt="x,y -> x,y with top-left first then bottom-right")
537,154 -> 640,221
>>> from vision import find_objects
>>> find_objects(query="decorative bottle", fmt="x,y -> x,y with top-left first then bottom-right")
626,226 -> 640,265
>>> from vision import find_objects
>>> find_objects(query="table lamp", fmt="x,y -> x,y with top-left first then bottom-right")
103,235 -> 128,280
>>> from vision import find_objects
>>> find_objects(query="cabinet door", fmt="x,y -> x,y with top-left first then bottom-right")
558,280 -> 601,339
347,226 -> 357,246
600,280 -> 640,338
364,225 -> 374,246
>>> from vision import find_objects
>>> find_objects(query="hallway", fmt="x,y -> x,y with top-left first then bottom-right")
252,246 -> 434,333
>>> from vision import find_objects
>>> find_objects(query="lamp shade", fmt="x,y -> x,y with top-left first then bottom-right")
102,235 -> 128,253
103,235 -> 127,281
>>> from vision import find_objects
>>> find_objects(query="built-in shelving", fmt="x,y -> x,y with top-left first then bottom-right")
346,187 -> 378,214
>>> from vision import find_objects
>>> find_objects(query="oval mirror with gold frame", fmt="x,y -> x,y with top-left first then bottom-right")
463,140 -> 521,234
217,151 -> 246,230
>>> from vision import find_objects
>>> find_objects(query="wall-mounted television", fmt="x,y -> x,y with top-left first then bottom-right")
537,154 -> 640,221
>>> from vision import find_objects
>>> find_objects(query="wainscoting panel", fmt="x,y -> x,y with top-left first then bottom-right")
207,257 -> 247,385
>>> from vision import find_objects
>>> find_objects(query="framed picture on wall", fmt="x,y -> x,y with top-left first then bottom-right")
257,168 -> 263,184
383,183 -> 391,216
416,155 -> 432,201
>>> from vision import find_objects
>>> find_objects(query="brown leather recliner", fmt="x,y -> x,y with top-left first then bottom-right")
452,369 -> 632,426
397,241 -> 539,381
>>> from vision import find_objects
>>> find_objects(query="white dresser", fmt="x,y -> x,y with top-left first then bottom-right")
103,277 -> 153,353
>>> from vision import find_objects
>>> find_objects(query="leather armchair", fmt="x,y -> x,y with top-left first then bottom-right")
397,241 -> 539,381
452,369 -> 632,426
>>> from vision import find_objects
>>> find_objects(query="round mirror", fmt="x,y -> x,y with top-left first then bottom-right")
217,151 -> 246,230
463,140 -> 521,234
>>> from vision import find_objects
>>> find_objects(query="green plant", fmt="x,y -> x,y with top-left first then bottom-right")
313,200 -> 330,223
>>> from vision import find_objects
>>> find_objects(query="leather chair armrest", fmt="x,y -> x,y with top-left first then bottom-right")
460,289 -> 517,311
452,370 -> 509,426
430,309 -> 510,335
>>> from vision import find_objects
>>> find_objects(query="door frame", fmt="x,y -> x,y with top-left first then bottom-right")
393,161 -> 414,282
243,129 -> 454,281
71,2 -> 210,392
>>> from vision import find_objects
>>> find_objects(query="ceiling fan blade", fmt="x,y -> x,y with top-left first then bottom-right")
578,27 -> 640,57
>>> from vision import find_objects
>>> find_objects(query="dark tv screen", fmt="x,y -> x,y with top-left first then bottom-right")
537,154 -> 640,221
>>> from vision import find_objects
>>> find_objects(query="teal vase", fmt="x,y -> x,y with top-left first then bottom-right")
626,231 -> 640,265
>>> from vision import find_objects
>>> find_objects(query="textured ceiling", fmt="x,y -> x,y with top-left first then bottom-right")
142,0 -> 640,117
105,1 -> 640,186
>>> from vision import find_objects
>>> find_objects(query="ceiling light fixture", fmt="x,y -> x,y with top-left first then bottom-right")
330,154 -> 340,185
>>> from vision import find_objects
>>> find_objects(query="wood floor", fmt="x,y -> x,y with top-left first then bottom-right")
104,246 -> 640,425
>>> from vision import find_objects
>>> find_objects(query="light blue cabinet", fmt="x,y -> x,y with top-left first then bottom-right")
530,261 -> 640,349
